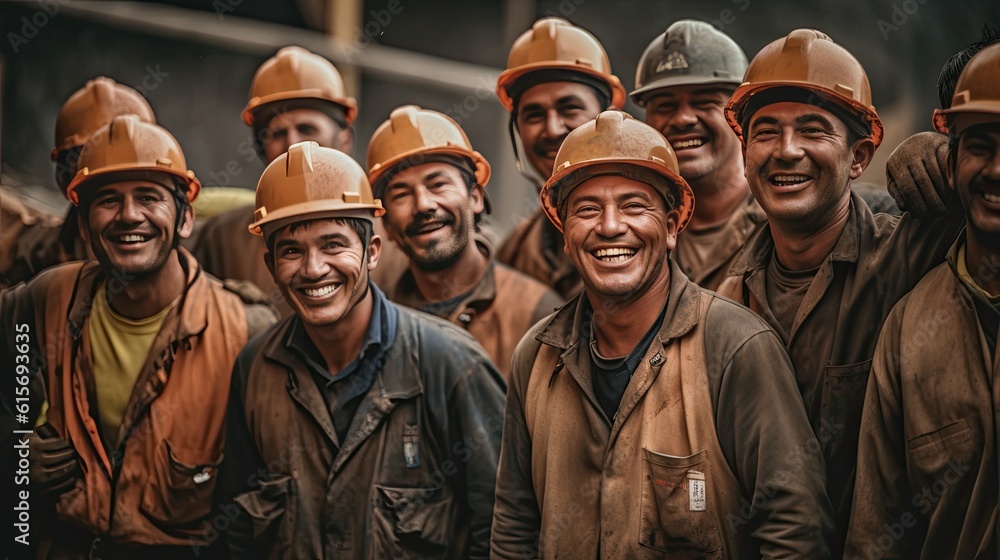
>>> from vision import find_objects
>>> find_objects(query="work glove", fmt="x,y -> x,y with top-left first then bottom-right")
29,423 -> 82,496
886,131 -> 951,217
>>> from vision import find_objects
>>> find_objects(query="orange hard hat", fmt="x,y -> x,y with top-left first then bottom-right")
366,105 -> 491,192
243,46 -> 358,127
52,77 -> 155,160
66,115 -> 200,206
496,18 -> 626,112
250,141 -> 385,238
935,42 -> 1000,134
541,110 -> 695,233
725,29 -> 883,148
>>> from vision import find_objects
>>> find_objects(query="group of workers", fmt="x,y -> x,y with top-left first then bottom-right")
0,13 -> 997,560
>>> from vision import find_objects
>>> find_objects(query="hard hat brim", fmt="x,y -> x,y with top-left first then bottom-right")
629,75 -> 741,107
243,91 -> 358,126
249,199 -> 385,237
496,63 -> 627,112
66,165 -> 201,206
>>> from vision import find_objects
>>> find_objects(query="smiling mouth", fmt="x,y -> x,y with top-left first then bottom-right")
410,221 -> 450,236
671,138 -> 705,150
592,247 -> 637,263
299,284 -> 338,298
982,192 -> 1000,204
770,174 -> 812,187
113,233 -> 152,244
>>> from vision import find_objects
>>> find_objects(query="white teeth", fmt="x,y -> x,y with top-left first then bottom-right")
772,175 -> 810,185
983,192 -> 1000,203
303,285 -> 336,297
672,139 -> 704,149
119,234 -> 147,242
594,248 -> 636,262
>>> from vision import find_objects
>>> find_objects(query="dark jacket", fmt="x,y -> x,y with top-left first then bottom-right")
220,291 -> 506,559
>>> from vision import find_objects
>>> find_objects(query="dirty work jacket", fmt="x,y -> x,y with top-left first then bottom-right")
0,248 -> 277,556
716,191 -> 965,555
390,244 -> 563,378
220,301 -> 506,559
674,196 -> 767,292
497,209 -> 582,299
846,240 -> 999,560
0,198 -> 87,288
492,261 -> 833,559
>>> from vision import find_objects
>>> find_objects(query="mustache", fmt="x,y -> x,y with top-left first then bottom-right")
533,137 -> 566,157
405,213 -> 454,236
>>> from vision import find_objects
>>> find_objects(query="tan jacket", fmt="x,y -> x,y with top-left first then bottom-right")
492,262 -> 833,559
716,192 -> 965,557
0,249 -> 276,555
674,196 -> 766,292
496,209 -> 582,299
390,249 -> 563,378
846,241 -> 998,559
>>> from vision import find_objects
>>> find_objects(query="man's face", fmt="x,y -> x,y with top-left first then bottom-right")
382,162 -> 483,272
562,174 -> 677,302
744,101 -> 873,227
80,179 -> 191,278
516,82 -> 604,180
262,108 -> 348,163
952,123 -> 1000,241
268,219 -> 380,328
644,85 -> 742,186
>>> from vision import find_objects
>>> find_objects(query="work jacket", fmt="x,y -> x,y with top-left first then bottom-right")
220,300 -> 506,559
674,196 -> 767,292
0,198 -> 87,288
390,245 -> 563,378
716,191 -> 965,556
0,249 -> 276,557
492,262 -> 833,559
846,240 -> 999,559
497,209 -> 582,299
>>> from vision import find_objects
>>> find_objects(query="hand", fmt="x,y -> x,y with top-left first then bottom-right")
886,131 -> 950,217
30,424 -> 82,495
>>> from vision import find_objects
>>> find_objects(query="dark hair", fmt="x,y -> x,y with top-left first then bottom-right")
938,24 -> 1000,108
266,217 -> 374,253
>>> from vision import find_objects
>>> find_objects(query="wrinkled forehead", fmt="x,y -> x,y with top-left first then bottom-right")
747,101 -> 845,129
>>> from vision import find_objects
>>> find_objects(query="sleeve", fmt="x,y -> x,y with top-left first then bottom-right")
843,305 -> 921,560
215,349 -> 267,560
448,356 -> 506,560
490,334 -> 543,560
714,326 -> 835,559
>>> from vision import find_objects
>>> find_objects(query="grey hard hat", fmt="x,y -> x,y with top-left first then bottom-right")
631,20 -> 748,106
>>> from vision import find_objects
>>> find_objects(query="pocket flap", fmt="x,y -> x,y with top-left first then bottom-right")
234,475 -> 294,536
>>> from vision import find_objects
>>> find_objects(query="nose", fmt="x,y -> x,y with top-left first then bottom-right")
543,110 -> 569,139
667,101 -> 698,130
412,185 -> 438,215
595,205 -> 627,238
983,149 -> 1000,181
286,128 -> 303,147
302,248 -> 331,279
774,129 -> 806,162
119,194 -> 143,224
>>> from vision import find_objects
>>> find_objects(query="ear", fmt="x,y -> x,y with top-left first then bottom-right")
264,250 -> 275,279
470,184 -> 486,215
849,138 -> 876,180
664,210 -> 680,253
367,234 -> 382,272
946,146 -> 957,192
78,206 -> 91,245
177,204 -> 196,239
335,126 -> 355,154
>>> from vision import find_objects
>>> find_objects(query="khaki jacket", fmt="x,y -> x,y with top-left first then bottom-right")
492,262 -> 833,559
221,304 -> 506,559
716,192 -> 965,556
0,249 -> 276,555
390,250 -> 563,378
846,241 -> 998,559
496,209 -> 582,299
674,196 -> 766,292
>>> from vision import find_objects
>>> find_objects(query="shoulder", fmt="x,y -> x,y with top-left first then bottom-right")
396,304 -> 492,364
199,271 -> 279,338
699,288 -> 784,363
495,263 -> 563,305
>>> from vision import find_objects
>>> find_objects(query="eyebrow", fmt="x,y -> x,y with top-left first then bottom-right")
570,191 -> 654,206
520,94 -> 588,114
749,113 -> 836,130
274,232 -> 351,250
386,170 -> 447,193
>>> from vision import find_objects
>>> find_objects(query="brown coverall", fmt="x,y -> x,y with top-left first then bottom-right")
716,191 -> 965,555
674,195 -> 767,292
496,209 -> 583,299
492,262 -> 834,558
845,241 -> 998,559
0,249 -> 276,558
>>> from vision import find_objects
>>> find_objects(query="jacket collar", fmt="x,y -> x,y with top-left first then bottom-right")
393,239 -> 498,317
67,247 -> 208,342
535,259 -> 702,350
729,191 -> 866,276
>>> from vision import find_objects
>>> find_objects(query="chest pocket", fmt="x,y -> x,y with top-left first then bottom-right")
906,417 -> 980,489
639,448 -> 722,558
822,359 -> 873,456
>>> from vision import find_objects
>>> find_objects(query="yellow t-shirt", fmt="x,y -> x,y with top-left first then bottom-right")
89,283 -> 175,449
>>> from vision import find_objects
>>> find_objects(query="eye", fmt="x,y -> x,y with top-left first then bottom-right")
279,247 -> 302,258
298,125 -> 318,135
650,102 -> 676,114
520,110 -> 543,123
322,241 -> 343,251
573,205 -> 600,218
801,126 -> 825,135
391,191 -> 410,201
429,182 -> 447,190
692,99 -> 718,109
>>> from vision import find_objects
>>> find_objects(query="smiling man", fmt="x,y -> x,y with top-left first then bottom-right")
0,115 -> 276,558
846,43 -> 1000,559
219,141 -> 505,559
491,111 -> 833,559
494,18 -> 626,298
367,106 -> 562,378
632,20 -> 767,290
714,29 -> 967,557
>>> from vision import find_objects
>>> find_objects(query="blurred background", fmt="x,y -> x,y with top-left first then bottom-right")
2,0 -> 998,238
